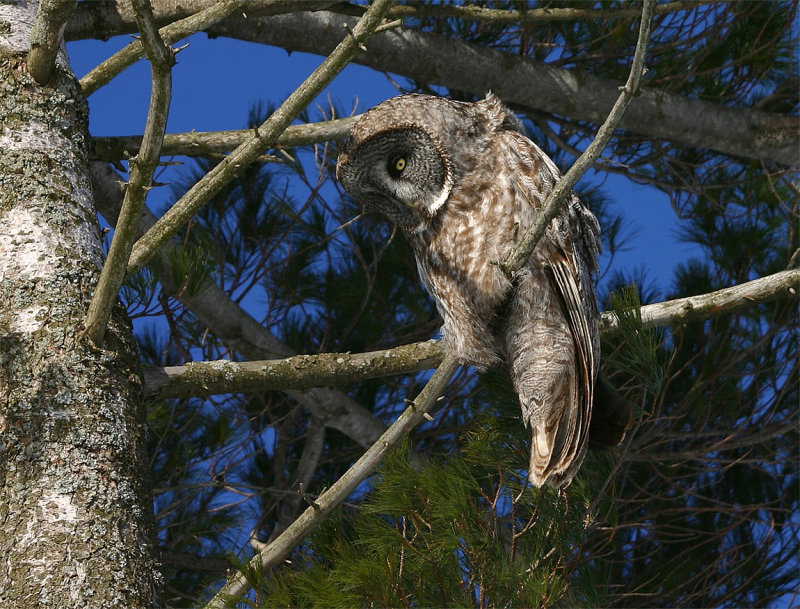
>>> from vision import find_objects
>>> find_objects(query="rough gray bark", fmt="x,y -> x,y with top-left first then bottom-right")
0,4 -> 161,607
65,0 -> 337,41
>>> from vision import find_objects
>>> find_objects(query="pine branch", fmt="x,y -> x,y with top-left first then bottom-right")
83,0 -> 174,346
79,0 -> 248,96
203,353 -> 459,609
125,0 -> 395,277
90,162 -> 387,449
500,0 -> 655,277
142,268 -> 799,400
27,0 -> 76,85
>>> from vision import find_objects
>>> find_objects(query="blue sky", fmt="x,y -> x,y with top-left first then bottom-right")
66,32 -> 702,314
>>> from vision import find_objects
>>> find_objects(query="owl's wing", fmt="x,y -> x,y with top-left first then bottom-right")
502,241 -> 597,487
503,134 -> 600,487
541,244 -> 596,483
507,241 -> 596,488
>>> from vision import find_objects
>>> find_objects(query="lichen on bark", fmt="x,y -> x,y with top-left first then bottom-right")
0,5 -> 161,607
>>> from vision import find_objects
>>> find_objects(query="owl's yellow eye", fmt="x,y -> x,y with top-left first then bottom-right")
388,156 -> 406,177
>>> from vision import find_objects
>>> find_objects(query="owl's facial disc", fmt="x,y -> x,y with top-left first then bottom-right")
337,127 -> 453,232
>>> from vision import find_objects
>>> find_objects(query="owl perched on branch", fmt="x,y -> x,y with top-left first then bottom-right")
337,93 -> 629,488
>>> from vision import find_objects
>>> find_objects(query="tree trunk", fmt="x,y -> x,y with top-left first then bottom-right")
0,4 -> 161,606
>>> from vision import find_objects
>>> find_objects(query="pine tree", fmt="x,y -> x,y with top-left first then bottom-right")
1,1 -> 795,605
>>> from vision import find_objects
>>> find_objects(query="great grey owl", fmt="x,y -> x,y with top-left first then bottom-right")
337,93 -> 625,488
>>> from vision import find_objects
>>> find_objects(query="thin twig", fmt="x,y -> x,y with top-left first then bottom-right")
27,0 -> 77,85
203,353 -> 458,608
83,0 -> 174,345
500,0 -> 656,278
260,420 -> 327,546
125,0 -> 396,278
79,0 -> 246,96
142,268 -> 799,400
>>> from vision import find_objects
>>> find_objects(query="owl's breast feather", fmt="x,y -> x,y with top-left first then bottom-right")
408,194 -> 514,367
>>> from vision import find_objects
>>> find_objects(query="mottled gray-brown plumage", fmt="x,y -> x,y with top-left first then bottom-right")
337,93 -> 605,488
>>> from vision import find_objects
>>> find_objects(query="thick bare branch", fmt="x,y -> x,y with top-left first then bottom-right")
91,116 -> 358,161
27,0 -> 76,85
339,0 -> 709,24
204,11 -> 798,166
66,0 -> 337,41
64,0 -> 705,39
144,339 -> 443,400
83,0 -> 174,346
125,0 -> 395,277
143,268 -> 799,400
65,3 -> 799,164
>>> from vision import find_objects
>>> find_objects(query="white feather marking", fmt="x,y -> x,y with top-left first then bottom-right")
535,424 -> 550,457
427,168 -> 454,216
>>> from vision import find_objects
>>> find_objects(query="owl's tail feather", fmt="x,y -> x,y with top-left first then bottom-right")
588,375 -> 636,450
527,381 -> 587,489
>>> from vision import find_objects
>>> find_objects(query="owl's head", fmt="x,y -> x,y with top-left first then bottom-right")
337,93 -> 518,233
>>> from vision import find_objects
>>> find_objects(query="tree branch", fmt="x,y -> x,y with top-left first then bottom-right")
599,267 -> 800,334
83,0 -> 174,346
65,0 -> 706,40
27,0 -> 76,85
65,0 -> 338,41
91,116 -> 358,161
254,418 -> 327,551
90,161 -> 387,448
500,0 -> 655,278
125,0 -> 396,277
78,0 -> 247,96
203,11 -> 798,166
338,0 -> 709,24
144,339 -> 443,400
142,268 -> 799,400
70,4 -> 799,165
203,353 -> 459,609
